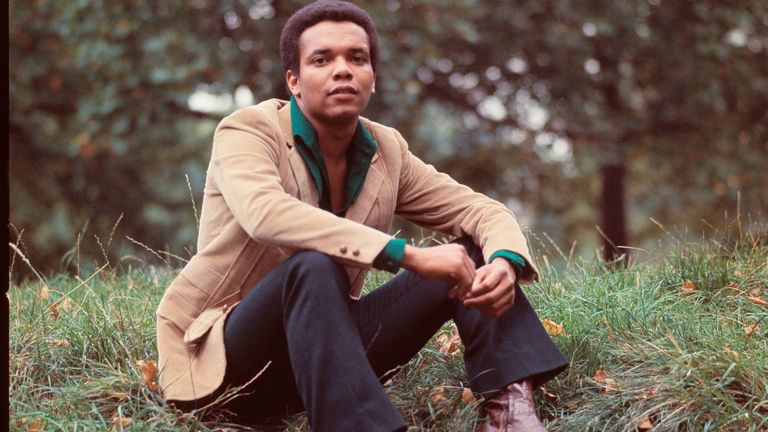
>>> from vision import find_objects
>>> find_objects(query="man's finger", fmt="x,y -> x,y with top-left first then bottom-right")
464,282 -> 507,307
491,286 -> 516,310
462,251 -> 476,282
469,267 -> 489,295
468,268 -> 503,299
452,271 -> 472,300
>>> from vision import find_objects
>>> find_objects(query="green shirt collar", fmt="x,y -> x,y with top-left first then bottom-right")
290,96 -> 377,215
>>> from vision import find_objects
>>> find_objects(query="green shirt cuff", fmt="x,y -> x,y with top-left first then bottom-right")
489,250 -> 526,276
373,238 -> 407,273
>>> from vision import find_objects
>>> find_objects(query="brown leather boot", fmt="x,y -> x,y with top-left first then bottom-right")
478,380 -> 546,431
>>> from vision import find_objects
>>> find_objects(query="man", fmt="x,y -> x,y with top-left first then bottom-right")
155,1 -> 568,431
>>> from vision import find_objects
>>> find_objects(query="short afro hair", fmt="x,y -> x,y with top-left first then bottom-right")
280,1 -> 380,76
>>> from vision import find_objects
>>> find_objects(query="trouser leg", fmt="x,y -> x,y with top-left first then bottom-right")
218,239 -> 567,428
354,238 -> 568,400
221,251 -> 407,432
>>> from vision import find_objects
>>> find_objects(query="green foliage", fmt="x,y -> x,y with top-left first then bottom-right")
8,230 -> 768,430
9,0 -> 768,275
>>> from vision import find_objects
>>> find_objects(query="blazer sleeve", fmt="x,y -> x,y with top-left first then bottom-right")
209,106 -> 392,267
392,129 -> 540,282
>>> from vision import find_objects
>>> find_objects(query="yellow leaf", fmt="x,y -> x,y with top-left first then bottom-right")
681,281 -> 697,292
542,319 -> 565,336
27,418 -> 45,432
462,387 -> 476,404
136,359 -> 159,392
51,339 -> 70,347
635,388 -> 656,400
436,330 -> 462,355
61,297 -> 73,311
637,416 -> 653,430
112,417 -> 133,430
38,286 -> 50,301
744,323 -> 760,335
747,296 -> 767,307
594,369 -> 618,393
49,297 -> 73,319
429,386 -> 447,404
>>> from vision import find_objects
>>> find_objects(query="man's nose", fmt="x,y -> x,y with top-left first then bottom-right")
332,57 -> 353,80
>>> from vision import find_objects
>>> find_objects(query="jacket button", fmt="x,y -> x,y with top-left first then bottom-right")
340,245 -> 348,254
352,248 -> 360,256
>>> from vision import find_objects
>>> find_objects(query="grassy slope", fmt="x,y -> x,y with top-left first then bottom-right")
8,233 -> 767,431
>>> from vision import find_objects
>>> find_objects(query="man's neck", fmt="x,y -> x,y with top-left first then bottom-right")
315,121 -> 357,162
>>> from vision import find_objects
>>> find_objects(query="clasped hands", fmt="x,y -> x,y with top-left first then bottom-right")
401,243 -> 517,317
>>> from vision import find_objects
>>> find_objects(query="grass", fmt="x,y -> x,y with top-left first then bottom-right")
8,228 -> 768,431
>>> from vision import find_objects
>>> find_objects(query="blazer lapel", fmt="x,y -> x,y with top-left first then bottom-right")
278,102 -> 318,205
345,150 -> 383,224
277,103 -> 385,219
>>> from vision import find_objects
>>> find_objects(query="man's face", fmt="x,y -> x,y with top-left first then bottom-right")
287,20 -> 376,128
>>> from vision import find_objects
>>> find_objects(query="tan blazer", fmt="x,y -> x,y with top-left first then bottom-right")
156,98 -> 539,402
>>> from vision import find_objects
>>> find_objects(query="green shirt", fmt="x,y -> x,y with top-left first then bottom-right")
290,96 -> 526,275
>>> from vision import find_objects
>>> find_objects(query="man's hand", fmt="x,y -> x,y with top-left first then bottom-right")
462,258 -> 517,317
401,244 -> 476,299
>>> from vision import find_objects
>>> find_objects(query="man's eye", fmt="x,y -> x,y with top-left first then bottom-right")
352,56 -> 367,64
312,57 -> 328,65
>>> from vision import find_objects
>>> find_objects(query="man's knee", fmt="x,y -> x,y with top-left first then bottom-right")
285,251 -> 348,295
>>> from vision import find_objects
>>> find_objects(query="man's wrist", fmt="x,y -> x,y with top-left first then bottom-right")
488,250 -> 526,279
491,256 -> 516,276
372,238 -> 407,273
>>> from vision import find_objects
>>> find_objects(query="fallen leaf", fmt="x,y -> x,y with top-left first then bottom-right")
51,339 -> 70,347
112,417 -> 132,430
38,286 -> 50,301
27,418 -> 45,431
724,347 -> 740,361
744,323 -> 760,335
594,369 -> 618,393
462,387 -> 476,404
542,319 -> 565,336
61,297 -> 73,310
436,330 -> 462,355
429,386 -> 447,404
136,359 -> 159,392
747,296 -> 768,307
637,416 -> 653,430
540,385 -> 558,400
49,297 -> 73,319
48,72 -> 63,91
636,389 -> 656,400
681,281 -> 697,292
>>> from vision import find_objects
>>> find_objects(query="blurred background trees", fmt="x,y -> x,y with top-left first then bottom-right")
9,0 -> 768,277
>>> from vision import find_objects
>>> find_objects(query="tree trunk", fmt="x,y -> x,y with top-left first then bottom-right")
600,159 -> 628,262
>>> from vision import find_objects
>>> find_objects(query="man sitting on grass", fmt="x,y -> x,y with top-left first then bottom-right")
155,1 -> 568,430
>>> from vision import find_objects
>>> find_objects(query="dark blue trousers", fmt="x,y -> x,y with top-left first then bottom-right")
209,238 -> 567,431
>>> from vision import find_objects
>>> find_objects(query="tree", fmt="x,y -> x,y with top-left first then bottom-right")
10,0 -> 768,277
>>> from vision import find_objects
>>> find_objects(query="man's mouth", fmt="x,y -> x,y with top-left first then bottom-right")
329,86 -> 358,95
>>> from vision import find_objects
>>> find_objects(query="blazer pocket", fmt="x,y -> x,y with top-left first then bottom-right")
183,305 -> 227,347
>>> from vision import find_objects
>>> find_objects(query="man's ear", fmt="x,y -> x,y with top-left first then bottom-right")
286,70 -> 300,97
371,74 -> 377,94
